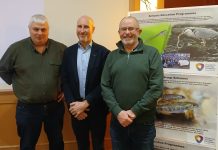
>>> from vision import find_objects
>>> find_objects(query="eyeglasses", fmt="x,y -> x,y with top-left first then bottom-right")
119,27 -> 139,32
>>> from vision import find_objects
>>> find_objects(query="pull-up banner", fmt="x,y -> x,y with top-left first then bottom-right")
130,5 -> 218,150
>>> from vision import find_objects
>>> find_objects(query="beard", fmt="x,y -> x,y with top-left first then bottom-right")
121,37 -> 136,46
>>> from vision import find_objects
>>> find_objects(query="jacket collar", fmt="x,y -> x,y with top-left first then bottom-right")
116,38 -> 144,54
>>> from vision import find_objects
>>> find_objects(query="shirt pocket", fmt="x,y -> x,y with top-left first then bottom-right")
49,60 -> 62,77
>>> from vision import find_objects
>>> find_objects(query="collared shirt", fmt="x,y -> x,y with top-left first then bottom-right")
0,37 -> 66,103
77,42 -> 92,98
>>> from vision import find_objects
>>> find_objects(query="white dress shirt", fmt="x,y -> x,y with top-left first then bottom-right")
77,43 -> 92,98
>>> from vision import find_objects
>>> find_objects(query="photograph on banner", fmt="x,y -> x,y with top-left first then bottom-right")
130,5 -> 218,75
155,73 -> 217,149
162,52 -> 190,69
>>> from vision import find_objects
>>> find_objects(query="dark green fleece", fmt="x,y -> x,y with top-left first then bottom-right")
101,38 -> 163,124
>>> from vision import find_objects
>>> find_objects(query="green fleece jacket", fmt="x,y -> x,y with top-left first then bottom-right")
101,38 -> 163,124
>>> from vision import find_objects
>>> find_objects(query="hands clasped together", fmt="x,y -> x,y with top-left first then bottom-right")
117,110 -> 136,127
69,100 -> 90,120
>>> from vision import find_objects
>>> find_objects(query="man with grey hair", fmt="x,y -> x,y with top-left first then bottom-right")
101,16 -> 163,150
0,14 -> 66,150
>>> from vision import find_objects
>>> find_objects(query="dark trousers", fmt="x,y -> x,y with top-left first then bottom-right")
110,118 -> 156,150
16,101 -> 65,150
71,111 -> 107,150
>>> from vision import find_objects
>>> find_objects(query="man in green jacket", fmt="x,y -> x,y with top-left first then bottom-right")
101,16 -> 163,150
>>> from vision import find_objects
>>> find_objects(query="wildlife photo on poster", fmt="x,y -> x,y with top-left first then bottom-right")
155,74 -> 217,148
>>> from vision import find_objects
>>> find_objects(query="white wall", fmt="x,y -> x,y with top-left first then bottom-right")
44,0 -> 129,50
